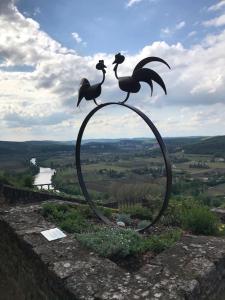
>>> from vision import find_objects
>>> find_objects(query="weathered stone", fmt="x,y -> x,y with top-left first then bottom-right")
211,208 -> 225,223
1,201 -> 225,299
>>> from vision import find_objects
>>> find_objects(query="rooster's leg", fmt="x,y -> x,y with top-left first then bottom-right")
93,99 -> 99,106
120,92 -> 130,105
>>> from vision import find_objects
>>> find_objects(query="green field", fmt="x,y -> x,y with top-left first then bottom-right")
1,136 -> 225,209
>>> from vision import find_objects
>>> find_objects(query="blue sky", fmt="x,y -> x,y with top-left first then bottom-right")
17,0 -> 216,54
0,0 -> 225,140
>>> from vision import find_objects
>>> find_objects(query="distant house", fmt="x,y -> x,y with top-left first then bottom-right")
215,158 -> 225,162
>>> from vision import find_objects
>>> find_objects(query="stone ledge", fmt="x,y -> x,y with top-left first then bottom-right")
211,208 -> 225,223
1,202 -> 225,299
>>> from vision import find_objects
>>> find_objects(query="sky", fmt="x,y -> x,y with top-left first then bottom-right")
0,0 -> 225,141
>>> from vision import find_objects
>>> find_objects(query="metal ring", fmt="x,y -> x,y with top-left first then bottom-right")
75,102 -> 172,232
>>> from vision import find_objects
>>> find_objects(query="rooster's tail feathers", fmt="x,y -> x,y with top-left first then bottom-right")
133,57 -> 170,74
133,68 -> 167,95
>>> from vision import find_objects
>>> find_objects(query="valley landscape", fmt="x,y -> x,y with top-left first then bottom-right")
1,135 -> 225,212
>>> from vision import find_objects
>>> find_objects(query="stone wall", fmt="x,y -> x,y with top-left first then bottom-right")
0,183 -> 118,208
1,202 -> 225,299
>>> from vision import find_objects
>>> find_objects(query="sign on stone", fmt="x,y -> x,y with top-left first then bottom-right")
41,228 -> 66,241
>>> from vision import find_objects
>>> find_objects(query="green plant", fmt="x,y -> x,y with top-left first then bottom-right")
60,216 -> 89,233
160,199 -> 184,226
76,227 -> 147,258
137,220 -> 150,230
42,202 -> 70,220
41,203 -> 182,259
76,227 -> 182,258
120,205 -> 152,220
41,202 -> 89,233
145,229 -> 182,254
116,213 -> 132,225
76,205 -> 93,218
97,206 -> 113,218
181,206 -> 219,235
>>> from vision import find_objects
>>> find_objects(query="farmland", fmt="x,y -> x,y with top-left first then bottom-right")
1,136 -> 225,210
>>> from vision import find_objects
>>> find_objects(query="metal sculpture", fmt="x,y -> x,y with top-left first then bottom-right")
77,60 -> 107,107
76,53 -> 172,232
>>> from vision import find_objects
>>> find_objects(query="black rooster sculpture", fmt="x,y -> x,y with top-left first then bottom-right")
77,60 -> 106,107
75,52 -> 172,232
112,53 -> 170,103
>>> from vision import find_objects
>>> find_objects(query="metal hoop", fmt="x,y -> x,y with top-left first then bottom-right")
75,102 -> 172,232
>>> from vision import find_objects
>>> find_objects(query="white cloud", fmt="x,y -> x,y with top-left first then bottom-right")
188,31 -> 197,37
72,32 -> 82,44
203,14 -> 225,27
71,32 -> 87,47
208,1 -> 225,12
126,0 -> 143,8
33,7 -> 41,16
161,21 -> 185,37
175,21 -> 186,30
161,27 -> 171,36
1,0 -> 225,140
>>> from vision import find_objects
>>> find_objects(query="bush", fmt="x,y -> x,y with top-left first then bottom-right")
60,216 -> 90,233
0,172 -> 10,185
181,206 -> 219,235
116,213 -> 132,225
41,202 -> 90,233
42,202 -> 70,220
76,227 -> 182,258
145,229 -> 182,254
137,220 -> 150,230
97,206 -> 113,218
161,197 -> 220,236
76,205 -> 93,218
121,205 -> 152,220
160,199 -> 184,226
41,203 -> 182,259
76,227 -> 147,258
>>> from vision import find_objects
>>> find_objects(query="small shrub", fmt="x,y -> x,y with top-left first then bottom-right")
23,175 -> 33,188
41,203 -> 182,259
77,205 -> 93,218
60,216 -> 89,233
76,227 -> 182,258
145,229 -> 182,254
42,203 -> 56,217
121,205 -> 152,220
161,197 -> 209,227
181,206 -> 219,235
41,203 -> 89,233
97,206 -> 113,218
76,227 -> 147,258
41,203 -> 66,222
137,220 -> 150,230
116,213 -> 132,225
160,199 -> 183,226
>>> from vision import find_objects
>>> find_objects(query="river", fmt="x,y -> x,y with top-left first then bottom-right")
31,158 -> 56,190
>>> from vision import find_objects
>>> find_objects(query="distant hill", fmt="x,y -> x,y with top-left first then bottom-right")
183,136 -> 225,156
163,137 -> 204,152
2,136 -> 224,157
0,140 -> 74,156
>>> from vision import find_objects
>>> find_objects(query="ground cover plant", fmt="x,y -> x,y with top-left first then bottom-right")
41,202 -> 182,262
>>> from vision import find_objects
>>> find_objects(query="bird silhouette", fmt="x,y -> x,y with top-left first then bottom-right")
112,53 -> 170,103
77,60 -> 107,107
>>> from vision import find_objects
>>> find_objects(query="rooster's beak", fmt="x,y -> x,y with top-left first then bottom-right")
112,60 -> 116,64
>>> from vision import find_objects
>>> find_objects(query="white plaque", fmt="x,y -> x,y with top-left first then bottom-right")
41,228 -> 66,241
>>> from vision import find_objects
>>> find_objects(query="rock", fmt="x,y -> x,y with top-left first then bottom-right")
211,208 -> 225,223
117,221 -> 125,227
